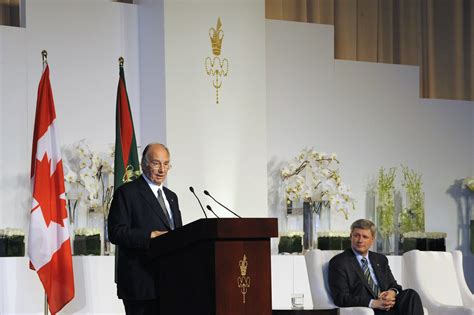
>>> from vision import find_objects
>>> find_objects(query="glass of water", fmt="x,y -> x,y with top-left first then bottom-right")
291,293 -> 304,309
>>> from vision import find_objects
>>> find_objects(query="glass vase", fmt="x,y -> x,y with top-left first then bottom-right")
378,233 -> 395,254
286,199 -> 293,215
375,190 -> 396,255
400,192 -> 425,233
67,199 -> 78,247
302,201 -> 330,251
314,201 -> 330,232
103,215 -> 113,256
303,201 -> 313,250
87,208 -> 104,255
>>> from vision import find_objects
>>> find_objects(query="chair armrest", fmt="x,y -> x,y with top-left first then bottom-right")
452,251 -> 474,307
338,305 -> 430,315
429,304 -> 474,315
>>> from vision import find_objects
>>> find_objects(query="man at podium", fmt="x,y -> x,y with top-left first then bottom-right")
108,143 -> 183,315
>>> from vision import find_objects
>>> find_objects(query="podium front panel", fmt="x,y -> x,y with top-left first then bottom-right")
215,240 -> 272,315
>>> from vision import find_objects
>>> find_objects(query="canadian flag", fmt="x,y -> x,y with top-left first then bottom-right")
28,65 -> 75,314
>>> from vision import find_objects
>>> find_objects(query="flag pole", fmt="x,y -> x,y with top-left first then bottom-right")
114,55 -> 125,280
41,49 -> 50,315
41,50 -> 48,70
44,293 -> 49,315
41,50 -> 49,315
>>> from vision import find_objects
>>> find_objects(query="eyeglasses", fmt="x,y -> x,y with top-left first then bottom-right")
147,160 -> 172,171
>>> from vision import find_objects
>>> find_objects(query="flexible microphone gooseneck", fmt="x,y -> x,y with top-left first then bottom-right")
189,186 -> 207,218
203,190 -> 242,218
206,205 -> 220,218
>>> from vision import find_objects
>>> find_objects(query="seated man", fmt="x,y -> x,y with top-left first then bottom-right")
328,219 -> 423,315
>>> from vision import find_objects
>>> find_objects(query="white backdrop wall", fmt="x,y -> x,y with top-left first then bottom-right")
0,26 -> 30,235
163,0 -> 267,222
0,0 -> 140,235
266,20 -> 474,254
138,0 -> 167,147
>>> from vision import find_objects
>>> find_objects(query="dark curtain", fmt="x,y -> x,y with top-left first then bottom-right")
266,0 -> 474,101
0,0 -> 20,27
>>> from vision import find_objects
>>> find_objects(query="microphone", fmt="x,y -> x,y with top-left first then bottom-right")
203,190 -> 242,218
189,186 -> 207,218
206,205 -> 220,218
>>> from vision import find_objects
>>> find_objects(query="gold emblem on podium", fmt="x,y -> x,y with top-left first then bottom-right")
205,17 -> 229,104
237,254 -> 251,303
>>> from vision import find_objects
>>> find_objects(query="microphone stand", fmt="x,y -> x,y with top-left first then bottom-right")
203,190 -> 241,218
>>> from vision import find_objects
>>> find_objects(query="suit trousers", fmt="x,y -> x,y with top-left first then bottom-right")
123,299 -> 159,315
374,289 -> 423,315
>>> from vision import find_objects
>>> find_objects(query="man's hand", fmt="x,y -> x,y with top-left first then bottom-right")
380,290 -> 397,301
372,290 -> 396,311
150,230 -> 168,239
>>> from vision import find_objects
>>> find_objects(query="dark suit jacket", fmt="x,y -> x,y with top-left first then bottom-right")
328,248 -> 402,307
108,175 -> 183,300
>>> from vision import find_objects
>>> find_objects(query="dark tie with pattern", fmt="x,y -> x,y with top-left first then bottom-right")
157,189 -> 174,230
361,257 -> 380,297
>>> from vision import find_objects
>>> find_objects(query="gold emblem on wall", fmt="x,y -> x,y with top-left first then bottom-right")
205,17 -> 229,104
237,254 -> 251,303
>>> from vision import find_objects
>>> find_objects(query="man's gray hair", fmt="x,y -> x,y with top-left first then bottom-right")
350,219 -> 376,237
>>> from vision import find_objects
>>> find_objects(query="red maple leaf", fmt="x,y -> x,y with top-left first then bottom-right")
32,154 -> 67,227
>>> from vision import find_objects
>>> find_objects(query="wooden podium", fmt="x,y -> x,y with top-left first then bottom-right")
148,218 -> 278,315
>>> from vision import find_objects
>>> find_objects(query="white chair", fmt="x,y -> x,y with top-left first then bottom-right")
305,249 -> 374,315
403,250 -> 474,315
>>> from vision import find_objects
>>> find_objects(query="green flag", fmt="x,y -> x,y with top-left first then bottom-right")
114,59 -> 140,190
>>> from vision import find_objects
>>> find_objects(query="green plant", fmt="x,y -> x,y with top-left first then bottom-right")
399,165 -> 425,233
376,167 -> 397,238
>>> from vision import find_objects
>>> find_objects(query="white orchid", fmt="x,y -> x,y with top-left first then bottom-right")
64,167 -> 78,184
5,228 -> 25,237
74,227 -> 100,236
281,148 -> 355,218
61,140 -> 115,218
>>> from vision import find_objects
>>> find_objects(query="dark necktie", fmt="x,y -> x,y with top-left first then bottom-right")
157,189 -> 174,230
361,257 -> 380,297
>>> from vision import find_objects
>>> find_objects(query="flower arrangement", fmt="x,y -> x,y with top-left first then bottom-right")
399,231 -> 446,253
73,227 -> 101,256
4,228 -> 25,237
401,231 -> 446,239
281,148 -> 354,218
74,227 -> 101,236
375,167 -> 397,239
62,139 -> 115,222
316,231 -> 350,238
317,231 -> 351,250
464,177 -> 474,191
0,228 -> 25,257
278,231 -> 304,254
399,165 -> 425,234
